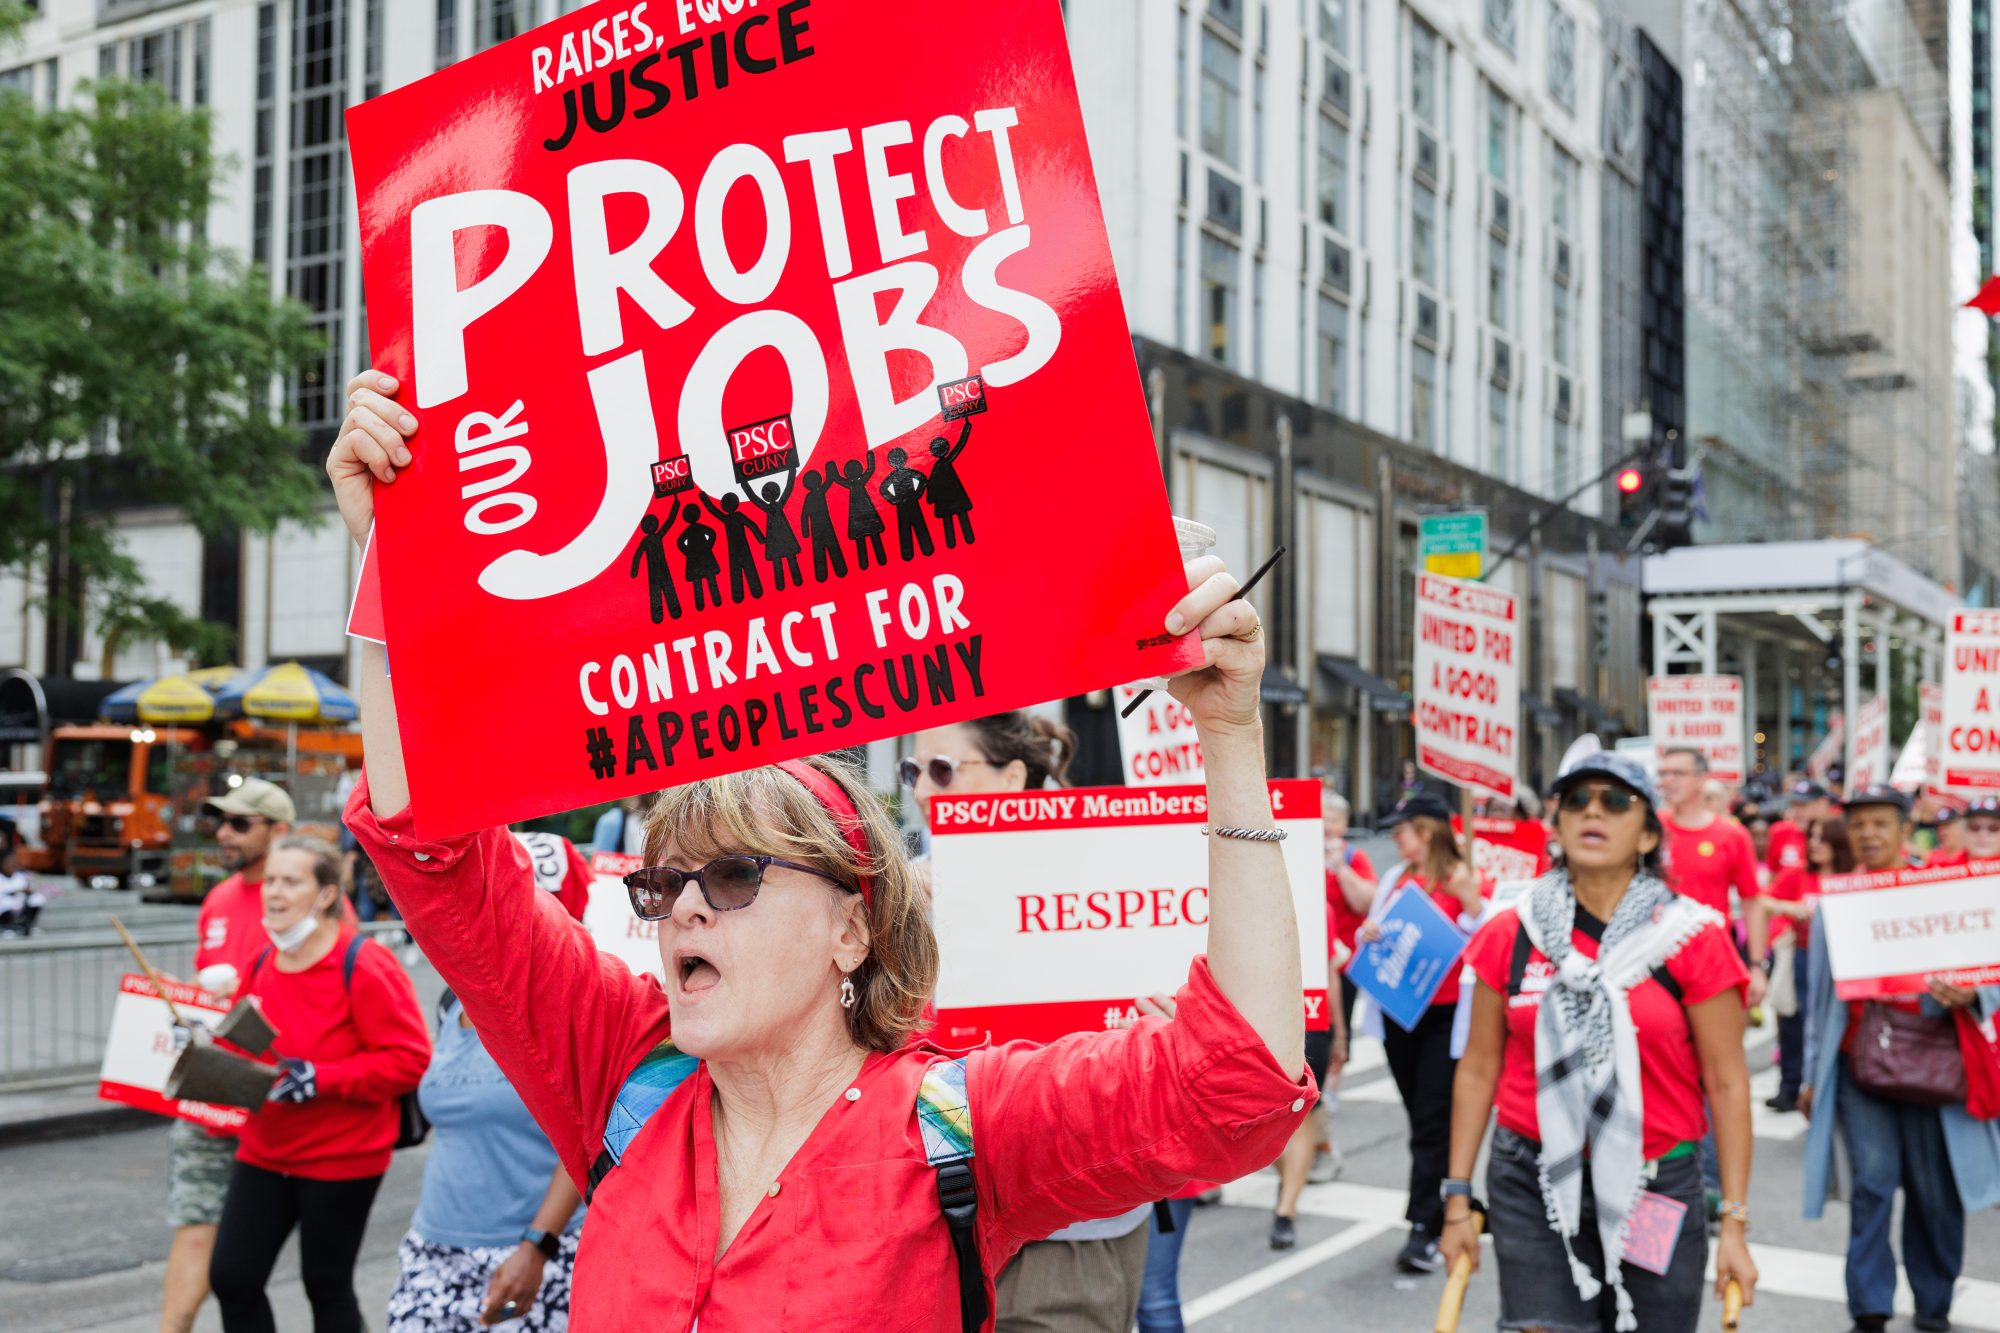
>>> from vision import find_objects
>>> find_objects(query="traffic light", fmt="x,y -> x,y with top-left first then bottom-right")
1657,469 -> 1696,549
1615,463 -> 1654,530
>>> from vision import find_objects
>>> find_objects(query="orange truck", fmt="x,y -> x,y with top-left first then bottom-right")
22,722 -> 363,893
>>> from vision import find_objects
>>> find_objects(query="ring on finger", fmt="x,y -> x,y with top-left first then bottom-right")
1243,622 -> 1262,642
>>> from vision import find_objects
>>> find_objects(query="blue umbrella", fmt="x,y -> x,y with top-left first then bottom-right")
212,663 -> 358,724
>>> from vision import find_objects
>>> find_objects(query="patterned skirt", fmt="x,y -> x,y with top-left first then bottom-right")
387,1228 -> 578,1332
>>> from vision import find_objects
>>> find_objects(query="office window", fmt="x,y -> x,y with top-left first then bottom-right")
287,0 -> 352,439
1487,383 -> 1510,479
477,0 -> 528,48
1251,258 -> 1265,378
1411,178 -> 1438,285
1176,5 -> 1189,139
437,0 -> 459,68
1551,278 -> 1571,365
1318,294 -> 1348,413
1550,143 -> 1578,232
1318,110 -> 1348,231
1552,413 -> 1571,496
193,20 -> 210,105
1253,63 -> 1265,183
1410,19 -> 1439,126
1201,233 -> 1240,366
1488,234 -> 1508,329
1201,28 -> 1241,167
1548,6 -> 1576,111
1487,86 -> 1512,183
1319,0 -> 1347,53
1485,0 -> 1516,54
0,66 -> 30,97
1412,345 -> 1438,450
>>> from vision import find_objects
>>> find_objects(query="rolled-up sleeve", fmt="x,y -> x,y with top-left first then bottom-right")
969,956 -> 1315,1245
343,775 -> 670,1184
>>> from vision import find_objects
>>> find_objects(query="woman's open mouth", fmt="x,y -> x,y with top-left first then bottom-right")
675,950 -> 723,996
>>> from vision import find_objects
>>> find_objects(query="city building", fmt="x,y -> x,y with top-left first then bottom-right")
1,0 -> 1661,813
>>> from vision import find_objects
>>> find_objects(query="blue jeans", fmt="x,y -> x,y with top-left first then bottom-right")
1836,1058 -> 1965,1321
1136,1199 -> 1194,1333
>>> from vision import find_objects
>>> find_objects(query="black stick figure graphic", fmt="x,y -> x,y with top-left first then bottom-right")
925,417 -> 977,549
830,454 -> 888,571
628,507 -> 683,623
879,448 -> 936,561
751,470 -> 805,592
799,465 -> 849,583
676,503 -> 723,611
703,493 -> 767,603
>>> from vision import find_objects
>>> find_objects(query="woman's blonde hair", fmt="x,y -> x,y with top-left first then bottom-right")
642,756 -> 938,1053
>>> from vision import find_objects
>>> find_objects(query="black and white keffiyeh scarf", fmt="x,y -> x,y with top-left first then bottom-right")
1517,867 -> 1719,1331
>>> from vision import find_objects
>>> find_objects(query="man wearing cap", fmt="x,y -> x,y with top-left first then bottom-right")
1768,781 -> 1831,875
1801,784 -> 2000,1333
158,778 -> 293,1333
1922,804 -> 1966,869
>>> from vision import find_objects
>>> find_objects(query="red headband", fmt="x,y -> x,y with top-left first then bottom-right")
776,760 -> 876,907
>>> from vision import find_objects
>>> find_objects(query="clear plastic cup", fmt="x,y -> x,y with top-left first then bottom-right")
1127,517 -> 1218,692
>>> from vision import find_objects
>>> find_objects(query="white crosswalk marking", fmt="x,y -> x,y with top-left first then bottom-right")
1216,1176 -> 2000,1327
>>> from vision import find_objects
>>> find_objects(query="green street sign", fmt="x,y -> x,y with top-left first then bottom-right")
1420,511 -> 1488,580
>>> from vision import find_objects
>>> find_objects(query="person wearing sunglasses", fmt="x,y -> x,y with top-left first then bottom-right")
1442,751 -> 1759,1333
903,709 -> 1161,1332
330,362 -> 1310,1333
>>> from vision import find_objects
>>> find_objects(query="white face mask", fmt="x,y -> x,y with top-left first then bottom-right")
264,894 -> 327,952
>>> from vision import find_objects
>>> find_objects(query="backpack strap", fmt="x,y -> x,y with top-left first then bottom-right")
246,946 -> 272,989
585,1040 -> 700,1202
917,1058 -> 986,1333
341,933 -> 365,991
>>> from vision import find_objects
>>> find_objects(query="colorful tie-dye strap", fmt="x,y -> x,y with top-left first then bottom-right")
601,1040 -> 699,1170
917,1057 -> 974,1165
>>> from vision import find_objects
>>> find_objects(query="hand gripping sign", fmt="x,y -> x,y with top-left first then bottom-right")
346,0 -> 1198,836
1818,859 -> 2000,999
928,781 -> 1328,1045
98,974 -> 249,1132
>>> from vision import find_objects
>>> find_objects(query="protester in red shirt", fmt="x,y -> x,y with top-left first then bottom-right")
206,835 -> 429,1333
1443,751 -> 1757,1332
1268,788 -> 1372,1250
1922,805 -> 1967,868
1353,790 -> 1482,1275
330,374 -> 1312,1333
161,779 -> 294,1333
1757,817 -> 1852,1112
1963,798 -> 2000,863
1657,747 -> 1767,1009
1766,781 -> 1830,875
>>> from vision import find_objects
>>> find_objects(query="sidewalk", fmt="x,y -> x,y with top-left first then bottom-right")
0,1082 -> 149,1147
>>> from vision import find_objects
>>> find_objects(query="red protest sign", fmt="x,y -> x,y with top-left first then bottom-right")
346,0 -> 1197,836
938,374 -> 988,422
651,456 -> 693,499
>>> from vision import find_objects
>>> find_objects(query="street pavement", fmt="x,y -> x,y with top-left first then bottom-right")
3,1022 -> 1997,1332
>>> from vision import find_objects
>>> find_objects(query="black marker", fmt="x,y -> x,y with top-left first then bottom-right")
1121,546 -> 1288,719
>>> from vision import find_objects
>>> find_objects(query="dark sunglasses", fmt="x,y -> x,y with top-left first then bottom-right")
211,814 -> 265,834
623,854 -> 852,920
1560,784 -> 1639,815
898,755 -> 991,789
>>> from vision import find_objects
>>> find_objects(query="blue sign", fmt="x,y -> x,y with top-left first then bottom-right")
1346,884 -> 1470,1032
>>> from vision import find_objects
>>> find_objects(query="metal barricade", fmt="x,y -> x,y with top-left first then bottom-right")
0,922 -> 411,1090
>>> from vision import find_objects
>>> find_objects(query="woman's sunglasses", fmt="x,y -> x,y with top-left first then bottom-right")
1560,784 -> 1640,815
623,854 -> 852,920
898,755 -> 990,789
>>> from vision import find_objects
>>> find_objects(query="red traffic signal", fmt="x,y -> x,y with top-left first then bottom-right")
1616,466 -> 1645,494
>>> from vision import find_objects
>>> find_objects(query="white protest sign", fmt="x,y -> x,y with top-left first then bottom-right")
1918,682 -> 1967,809
1647,675 -> 1746,784
97,974 -> 248,1131
1112,685 -> 1204,786
1413,573 -> 1519,801
928,781 -> 1327,1045
1846,695 -> 1892,797
1819,859 -> 2000,998
585,852 -> 665,983
1944,610 -> 2000,791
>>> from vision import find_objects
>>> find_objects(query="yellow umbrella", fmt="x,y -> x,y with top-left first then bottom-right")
101,673 -> 217,724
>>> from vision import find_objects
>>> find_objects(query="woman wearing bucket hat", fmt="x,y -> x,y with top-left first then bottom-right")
327,371 -> 1313,1332
1441,752 -> 1759,1333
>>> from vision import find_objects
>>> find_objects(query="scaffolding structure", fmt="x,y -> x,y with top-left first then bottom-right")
1684,0 -> 1959,585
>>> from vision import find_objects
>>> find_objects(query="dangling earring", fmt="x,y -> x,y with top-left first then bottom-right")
839,973 -> 857,1009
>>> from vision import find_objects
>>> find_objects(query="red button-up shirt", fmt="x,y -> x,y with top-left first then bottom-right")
346,777 -> 1312,1332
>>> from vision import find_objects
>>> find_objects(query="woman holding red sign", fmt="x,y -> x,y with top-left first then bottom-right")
326,371 -> 1313,1333
1441,752 -> 1757,1333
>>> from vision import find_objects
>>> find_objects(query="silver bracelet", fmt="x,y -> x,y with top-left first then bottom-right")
1199,825 -> 1287,842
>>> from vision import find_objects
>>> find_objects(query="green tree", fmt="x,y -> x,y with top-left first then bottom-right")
0,29 -> 324,674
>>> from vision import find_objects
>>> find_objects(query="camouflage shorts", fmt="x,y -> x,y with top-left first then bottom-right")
165,1117 -> 237,1228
